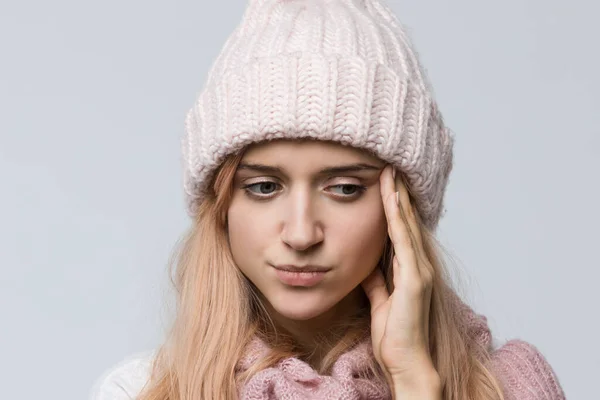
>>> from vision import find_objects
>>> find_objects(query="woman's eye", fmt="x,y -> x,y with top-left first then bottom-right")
244,182 -> 280,196
329,184 -> 365,197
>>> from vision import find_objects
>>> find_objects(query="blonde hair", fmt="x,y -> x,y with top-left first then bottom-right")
137,148 -> 505,400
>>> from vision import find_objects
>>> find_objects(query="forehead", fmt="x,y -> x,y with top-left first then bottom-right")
241,139 -> 384,166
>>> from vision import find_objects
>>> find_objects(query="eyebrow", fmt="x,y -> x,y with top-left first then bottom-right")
237,162 -> 381,176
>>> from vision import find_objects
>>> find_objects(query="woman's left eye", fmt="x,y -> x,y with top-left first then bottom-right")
328,184 -> 366,197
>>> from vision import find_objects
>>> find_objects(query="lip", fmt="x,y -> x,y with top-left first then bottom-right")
273,264 -> 331,273
272,265 -> 330,287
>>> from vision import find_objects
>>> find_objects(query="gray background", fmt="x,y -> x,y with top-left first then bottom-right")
1,0 -> 598,398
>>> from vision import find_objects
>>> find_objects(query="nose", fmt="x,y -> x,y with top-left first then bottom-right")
280,191 -> 324,251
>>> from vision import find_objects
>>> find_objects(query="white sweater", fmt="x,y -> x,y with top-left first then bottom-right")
89,351 -> 155,400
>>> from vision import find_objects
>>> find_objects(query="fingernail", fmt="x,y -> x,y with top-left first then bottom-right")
395,191 -> 399,205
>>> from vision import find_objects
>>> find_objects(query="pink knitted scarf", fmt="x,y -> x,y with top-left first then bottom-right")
235,294 -> 491,400
236,336 -> 392,399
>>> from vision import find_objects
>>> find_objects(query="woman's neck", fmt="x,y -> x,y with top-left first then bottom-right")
262,287 -> 368,368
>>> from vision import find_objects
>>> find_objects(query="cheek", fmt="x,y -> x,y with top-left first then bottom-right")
227,200 -> 273,272
329,203 -> 387,274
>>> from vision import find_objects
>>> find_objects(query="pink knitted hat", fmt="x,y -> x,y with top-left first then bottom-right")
182,0 -> 455,231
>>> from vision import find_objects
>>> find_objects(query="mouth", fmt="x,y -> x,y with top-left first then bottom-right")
273,264 -> 332,273
271,265 -> 330,287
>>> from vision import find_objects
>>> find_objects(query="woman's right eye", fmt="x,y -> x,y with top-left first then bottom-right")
243,181 -> 281,197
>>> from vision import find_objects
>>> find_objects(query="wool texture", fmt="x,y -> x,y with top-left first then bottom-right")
237,337 -> 391,399
182,0 -> 454,231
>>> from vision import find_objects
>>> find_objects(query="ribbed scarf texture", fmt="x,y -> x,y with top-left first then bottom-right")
235,292 -> 566,400
237,336 -> 391,399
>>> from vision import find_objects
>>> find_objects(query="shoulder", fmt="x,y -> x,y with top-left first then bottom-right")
490,339 -> 566,400
89,350 -> 156,400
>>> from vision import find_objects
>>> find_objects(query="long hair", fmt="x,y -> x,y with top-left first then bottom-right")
136,147 -> 505,400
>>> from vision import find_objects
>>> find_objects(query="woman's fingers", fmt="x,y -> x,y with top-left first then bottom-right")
380,165 -> 432,347
389,165 -> 434,347
395,172 -> 425,260
380,165 -> 420,284
384,165 -> 431,282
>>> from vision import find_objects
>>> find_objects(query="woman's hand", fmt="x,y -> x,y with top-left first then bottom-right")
361,164 -> 442,398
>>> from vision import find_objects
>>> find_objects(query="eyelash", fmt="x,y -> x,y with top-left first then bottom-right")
242,181 -> 367,200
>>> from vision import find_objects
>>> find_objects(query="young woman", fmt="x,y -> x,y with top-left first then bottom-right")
91,0 -> 565,399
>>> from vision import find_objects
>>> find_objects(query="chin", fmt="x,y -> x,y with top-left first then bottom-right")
274,306 -> 327,321
268,292 -> 336,321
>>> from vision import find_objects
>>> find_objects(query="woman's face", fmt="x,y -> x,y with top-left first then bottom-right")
227,139 -> 388,323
